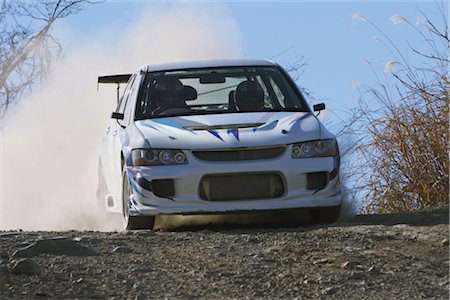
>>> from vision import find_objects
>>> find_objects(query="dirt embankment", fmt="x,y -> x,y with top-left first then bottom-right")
1,209 -> 449,299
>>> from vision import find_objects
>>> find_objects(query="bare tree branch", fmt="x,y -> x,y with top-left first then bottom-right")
0,0 -> 93,117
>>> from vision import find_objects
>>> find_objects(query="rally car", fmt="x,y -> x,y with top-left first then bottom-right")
97,59 -> 341,230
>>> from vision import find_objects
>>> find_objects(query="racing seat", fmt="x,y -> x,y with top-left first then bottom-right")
234,80 -> 265,112
228,90 -> 237,112
152,78 -> 190,116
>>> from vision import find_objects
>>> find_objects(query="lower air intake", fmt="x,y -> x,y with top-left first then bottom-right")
151,179 -> 175,198
199,173 -> 284,201
306,172 -> 328,190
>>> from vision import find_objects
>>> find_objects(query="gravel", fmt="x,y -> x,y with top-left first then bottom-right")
0,209 -> 448,299
9,259 -> 40,276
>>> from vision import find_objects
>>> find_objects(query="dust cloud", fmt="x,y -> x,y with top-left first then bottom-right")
0,4 -> 243,231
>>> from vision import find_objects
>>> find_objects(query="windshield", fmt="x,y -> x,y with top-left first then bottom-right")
135,66 -> 309,119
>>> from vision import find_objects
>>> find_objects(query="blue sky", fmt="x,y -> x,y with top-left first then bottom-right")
60,0 -> 446,123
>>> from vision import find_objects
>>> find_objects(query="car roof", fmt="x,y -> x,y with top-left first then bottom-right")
139,59 -> 276,73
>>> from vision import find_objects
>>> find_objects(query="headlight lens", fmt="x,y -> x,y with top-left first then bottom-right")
291,139 -> 338,158
132,149 -> 188,166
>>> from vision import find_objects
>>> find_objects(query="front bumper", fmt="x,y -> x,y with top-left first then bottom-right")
126,147 -> 341,216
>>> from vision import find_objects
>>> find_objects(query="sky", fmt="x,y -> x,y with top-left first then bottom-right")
58,0 -> 447,124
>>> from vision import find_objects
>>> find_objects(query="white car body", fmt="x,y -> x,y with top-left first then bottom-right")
97,59 -> 341,229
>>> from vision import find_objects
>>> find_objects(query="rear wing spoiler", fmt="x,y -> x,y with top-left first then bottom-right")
97,74 -> 132,103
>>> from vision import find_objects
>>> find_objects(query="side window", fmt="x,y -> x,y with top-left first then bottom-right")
123,75 -> 141,124
116,75 -> 136,114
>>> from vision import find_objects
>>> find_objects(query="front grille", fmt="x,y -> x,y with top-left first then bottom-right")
193,146 -> 286,162
199,173 -> 285,201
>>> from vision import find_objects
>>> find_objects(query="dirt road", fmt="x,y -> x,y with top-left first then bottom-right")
1,208 -> 448,299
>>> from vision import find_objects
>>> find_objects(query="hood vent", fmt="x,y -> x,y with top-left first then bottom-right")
183,123 -> 265,131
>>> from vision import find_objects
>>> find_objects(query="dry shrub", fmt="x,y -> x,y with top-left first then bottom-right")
348,7 -> 449,213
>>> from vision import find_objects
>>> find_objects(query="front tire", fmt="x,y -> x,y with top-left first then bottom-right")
309,204 -> 341,224
122,165 -> 155,230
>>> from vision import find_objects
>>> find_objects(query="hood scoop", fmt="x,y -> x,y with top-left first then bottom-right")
183,122 -> 265,131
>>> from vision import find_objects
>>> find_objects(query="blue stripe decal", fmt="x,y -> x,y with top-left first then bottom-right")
227,128 -> 239,141
152,118 -> 184,128
124,152 -> 132,166
150,118 -> 198,135
207,130 -> 224,141
152,117 -> 205,129
329,157 -> 339,180
176,117 -> 206,126
128,176 -> 147,198
137,176 -> 152,191
141,122 -> 160,131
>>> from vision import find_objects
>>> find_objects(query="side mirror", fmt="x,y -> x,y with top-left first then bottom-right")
111,112 -> 124,120
313,103 -> 326,112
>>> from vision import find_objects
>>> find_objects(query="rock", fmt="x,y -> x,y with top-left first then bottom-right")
349,271 -> 365,280
441,239 -> 449,246
251,252 -> 265,259
341,260 -> 360,269
262,246 -> 282,254
367,266 -> 380,274
10,258 -> 40,275
74,278 -> 83,284
313,258 -> 329,265
13,236 -> 100,258
318,277 -> 335,285
72,236 -> 101,244
321,286 -> 338,295
113,246 -> 133,253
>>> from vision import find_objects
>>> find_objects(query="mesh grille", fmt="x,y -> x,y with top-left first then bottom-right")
199,173 -> 285,201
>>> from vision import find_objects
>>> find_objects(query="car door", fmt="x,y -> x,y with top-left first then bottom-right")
103,75 -> 137,210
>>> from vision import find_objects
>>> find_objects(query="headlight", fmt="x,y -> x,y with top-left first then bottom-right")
291,139 -> 338,158
131,149 -> 188,166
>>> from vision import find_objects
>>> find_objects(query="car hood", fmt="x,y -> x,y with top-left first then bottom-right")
134,112 -> 321,149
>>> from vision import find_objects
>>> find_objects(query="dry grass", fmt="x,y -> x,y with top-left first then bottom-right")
346,7 -> 449,213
